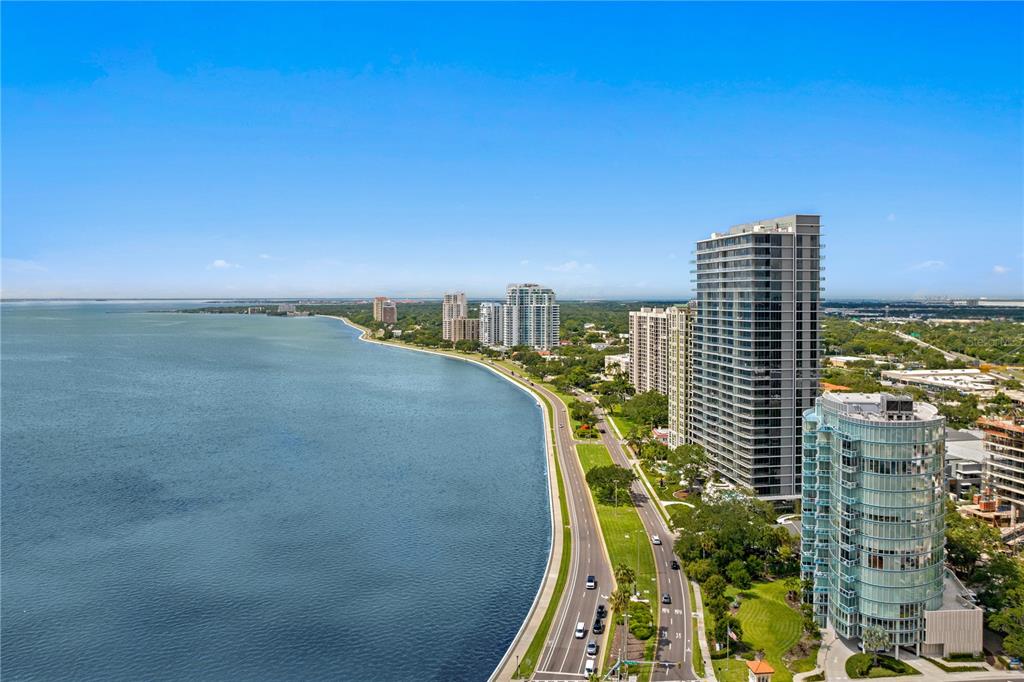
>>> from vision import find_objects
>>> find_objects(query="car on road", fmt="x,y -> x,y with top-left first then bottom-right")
596,604 -> 607,619
585,658 -> 597,675
586,575 -> 596,589
574,622 -> 586,639
671,559 -> 680,570
662,593 -> 672,604
592,618 -> 604,634
587,640 -> 598,656
652,535 -> 662,545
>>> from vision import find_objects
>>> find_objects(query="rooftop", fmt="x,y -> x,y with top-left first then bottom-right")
747,660 -> 776,674
704,213 -> 820,241
822,392 -> 940,422
935,570 -> 979,612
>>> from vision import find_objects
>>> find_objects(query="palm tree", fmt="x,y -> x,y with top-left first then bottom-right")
615,563 -> 636,593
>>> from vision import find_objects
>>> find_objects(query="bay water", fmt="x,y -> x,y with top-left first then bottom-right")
1,303 -> 550,680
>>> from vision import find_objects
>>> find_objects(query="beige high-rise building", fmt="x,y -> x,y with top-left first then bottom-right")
629,307 -> 669,395
450,317 -> 480,343
372,296 -> 390,321
442,292 -> 468,341
667,303 -> 695,448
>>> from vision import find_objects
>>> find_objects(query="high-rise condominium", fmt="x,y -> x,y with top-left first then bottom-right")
442,292 -> 468,341
372,296 -> 390,322
667,303 -> 695,448
380,302 -> 398,325
800,393 -> 979,658
629,307 -> 669,395
451,317 -> 480,343
502,284 -> 559,350
690,214 -> 821,498
478,302 -> 503,346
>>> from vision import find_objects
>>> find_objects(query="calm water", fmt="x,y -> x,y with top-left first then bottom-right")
1,303 -> 550,681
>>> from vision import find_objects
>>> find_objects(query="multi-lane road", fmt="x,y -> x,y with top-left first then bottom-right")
501,369 -> 613,681
495,362 -> 696,681
598,411 -> 696,681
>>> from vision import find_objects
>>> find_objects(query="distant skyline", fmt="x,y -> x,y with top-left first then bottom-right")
3,2 -> 1022,300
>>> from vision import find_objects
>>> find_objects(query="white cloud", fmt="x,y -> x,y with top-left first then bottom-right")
993,265 -> 1011,275
258,253 -> 272,260
519,259 -> 530,266
208,259 -> 240,270
886,213 -> 896,222
908,260 -> 945,272
546,260 -> 594,273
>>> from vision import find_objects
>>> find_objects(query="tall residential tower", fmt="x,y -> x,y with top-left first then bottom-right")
667,303 -> 695,448
478,302 -> 504,347
690,214 -> 822,498
629,307 -> 670,395
442,292 -> 468,341
799,393 -> 977,657
502,284 -> 559,350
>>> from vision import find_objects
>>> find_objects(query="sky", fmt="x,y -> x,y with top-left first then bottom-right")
2,2 -> 1022,300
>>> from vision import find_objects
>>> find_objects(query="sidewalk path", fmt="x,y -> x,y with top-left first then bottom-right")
691,581 -> 717,681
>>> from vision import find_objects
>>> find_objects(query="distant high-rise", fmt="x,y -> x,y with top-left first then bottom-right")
442,292 -> 468,341
667,303 -> 695,448
502,284 -> 559,350
451,317 -> 480,343
690,214 -> 821,498
372,296 -> 390,322
479,302 -> 504,346
629,307 -> 669,395
799,393 -> 969,657
381,301 -> 398,325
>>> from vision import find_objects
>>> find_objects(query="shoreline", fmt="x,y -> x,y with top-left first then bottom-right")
321,316 -> 565,681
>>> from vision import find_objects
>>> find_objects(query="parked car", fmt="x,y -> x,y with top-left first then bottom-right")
574,622 -> 586,639
662,593 -> 671,604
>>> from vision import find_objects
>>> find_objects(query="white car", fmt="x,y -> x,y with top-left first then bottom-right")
574,621 -> 586,639
585,657 -> 597,675
652,535 -> 662,545
585,575 -> 596,589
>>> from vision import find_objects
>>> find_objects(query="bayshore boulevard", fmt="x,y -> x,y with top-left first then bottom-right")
326,316 -> 699,681
324,316 -> 616,681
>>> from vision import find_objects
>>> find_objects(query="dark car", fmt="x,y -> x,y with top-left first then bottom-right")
596,604 -> 608,619
662,593 -> 672,604
671,559 -> 680,570
592,618 -> 604,634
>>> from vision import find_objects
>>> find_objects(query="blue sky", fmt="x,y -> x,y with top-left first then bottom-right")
3,2 -> 1022,300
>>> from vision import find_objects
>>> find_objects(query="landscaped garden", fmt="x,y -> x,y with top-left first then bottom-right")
845,653 -> 920,678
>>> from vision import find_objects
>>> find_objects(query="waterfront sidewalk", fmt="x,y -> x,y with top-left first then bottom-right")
691,581 -> 717,681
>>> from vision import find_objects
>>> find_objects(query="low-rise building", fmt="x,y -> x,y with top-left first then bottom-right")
881,369 -> 997,396
828,355 -> 868,367
604,353 -> 630,376
979,417 -> 1024,512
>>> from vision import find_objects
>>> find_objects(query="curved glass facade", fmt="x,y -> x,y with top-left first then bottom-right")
801,393 -> 945,648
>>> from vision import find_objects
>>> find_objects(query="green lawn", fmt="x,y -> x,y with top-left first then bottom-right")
721,580 -> 810,682
713,657 -> 750,682
576,444 -> 659,598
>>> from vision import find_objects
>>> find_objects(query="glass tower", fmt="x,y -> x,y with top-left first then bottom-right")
801,393 -> 946,652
